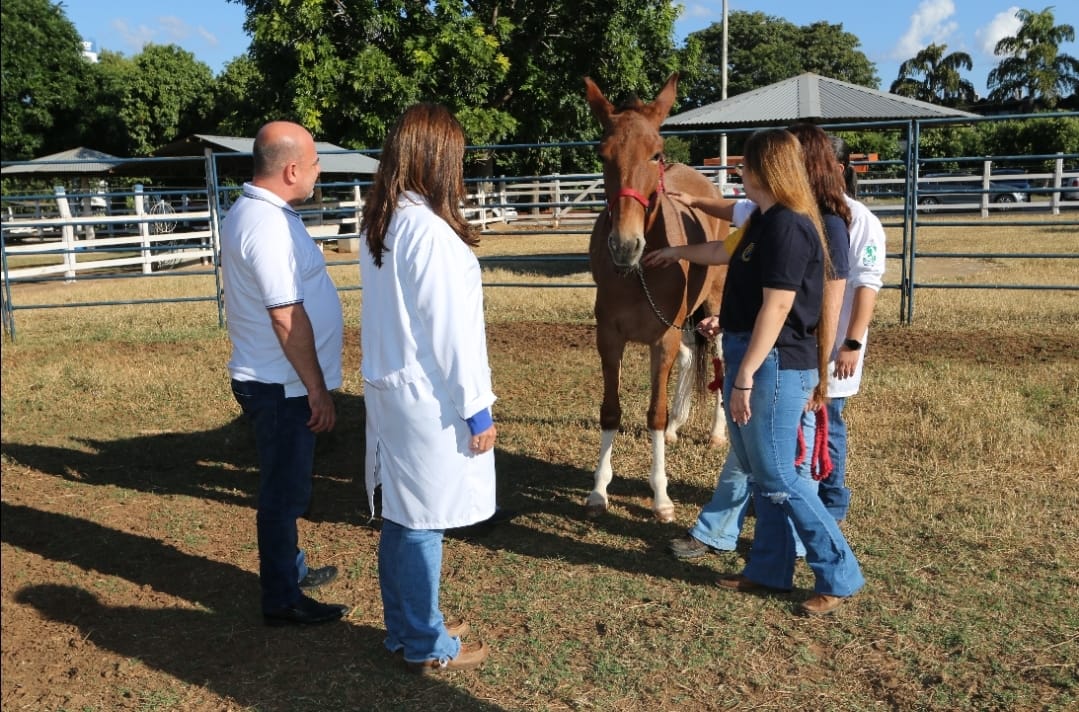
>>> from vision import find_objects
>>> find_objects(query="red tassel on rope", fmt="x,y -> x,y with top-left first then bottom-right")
707,357 -> 724,392
795,407 -> 833,482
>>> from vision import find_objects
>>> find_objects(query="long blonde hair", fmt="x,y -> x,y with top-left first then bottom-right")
742,128 -> 837,395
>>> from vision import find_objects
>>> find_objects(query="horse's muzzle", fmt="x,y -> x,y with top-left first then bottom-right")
608,232 -> 645,270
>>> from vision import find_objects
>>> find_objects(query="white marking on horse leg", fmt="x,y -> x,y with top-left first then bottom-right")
666,340 -> 694,444
708,340 -> 727,447
587,429 -> 617,516
649,429 -> 675,522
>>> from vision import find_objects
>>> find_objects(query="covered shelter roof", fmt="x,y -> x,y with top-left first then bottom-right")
153,134 -> 380,176
0,147 -> 124,176
664,73 -> 979,128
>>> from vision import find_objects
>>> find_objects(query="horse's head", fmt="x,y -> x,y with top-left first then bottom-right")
584,73 -> 679,270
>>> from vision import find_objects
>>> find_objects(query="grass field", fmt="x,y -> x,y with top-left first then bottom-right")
1,224 -> 1077,711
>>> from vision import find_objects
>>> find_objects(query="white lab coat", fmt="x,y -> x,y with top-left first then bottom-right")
828,196 -> 886,398
360,192 -> 496,529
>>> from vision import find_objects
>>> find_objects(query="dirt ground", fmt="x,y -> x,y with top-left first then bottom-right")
3,317 -> 1077,711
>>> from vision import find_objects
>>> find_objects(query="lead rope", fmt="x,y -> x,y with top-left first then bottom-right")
636,189 -> 697,333
795,407 -> 833,481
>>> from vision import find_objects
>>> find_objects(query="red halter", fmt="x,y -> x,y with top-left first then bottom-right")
615,155 -> 667,211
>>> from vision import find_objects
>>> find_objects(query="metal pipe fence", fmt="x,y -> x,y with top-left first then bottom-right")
3,114 -> 1078,339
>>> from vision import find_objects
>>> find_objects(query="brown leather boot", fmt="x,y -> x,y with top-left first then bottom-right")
406,641 -> 490,674
798,594 -> 847,615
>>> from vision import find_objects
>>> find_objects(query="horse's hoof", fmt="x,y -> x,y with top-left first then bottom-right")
585,503 -> 607,519
653,507 -> 675,523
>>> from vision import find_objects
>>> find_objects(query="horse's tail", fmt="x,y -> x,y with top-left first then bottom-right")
691,303 -> 712,397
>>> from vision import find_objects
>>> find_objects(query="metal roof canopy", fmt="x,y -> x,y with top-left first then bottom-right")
664,73 -> 979,129
0,147 -> 124,176
153,134 -> 380,176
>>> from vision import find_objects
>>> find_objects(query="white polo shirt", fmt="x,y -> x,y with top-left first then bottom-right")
221,183 -> 343,397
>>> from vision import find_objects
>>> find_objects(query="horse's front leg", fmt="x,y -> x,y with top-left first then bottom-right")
647,331 -> 681,522
587,326 -> 625,518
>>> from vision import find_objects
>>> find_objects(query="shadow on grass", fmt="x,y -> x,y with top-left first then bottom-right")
3,392 -> 744,590
3,503 -> 508,712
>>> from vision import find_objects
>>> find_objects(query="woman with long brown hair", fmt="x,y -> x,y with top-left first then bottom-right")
360,103 -> 495,671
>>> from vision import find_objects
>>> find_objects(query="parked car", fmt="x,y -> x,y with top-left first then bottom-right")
917,171 -> 1030,210
1064,172 -> 1079,201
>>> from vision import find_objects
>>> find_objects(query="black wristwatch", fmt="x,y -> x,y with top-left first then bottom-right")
843,338 -> 862,351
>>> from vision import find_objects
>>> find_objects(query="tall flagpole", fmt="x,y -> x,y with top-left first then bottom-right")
720,0 -> 729,191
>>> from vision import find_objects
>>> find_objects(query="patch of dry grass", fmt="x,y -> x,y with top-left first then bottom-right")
2,223 -> 1077,711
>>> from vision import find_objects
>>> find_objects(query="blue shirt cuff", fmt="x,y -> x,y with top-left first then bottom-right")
466,408 -> 493,436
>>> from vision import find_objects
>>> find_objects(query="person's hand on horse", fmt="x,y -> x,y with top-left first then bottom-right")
642,246 -> 681,268
696,315 -> 720,338
666,190 -> 696,209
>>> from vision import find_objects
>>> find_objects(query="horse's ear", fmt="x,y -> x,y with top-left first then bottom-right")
584,76 -> 614,129
648,72 -> 680,125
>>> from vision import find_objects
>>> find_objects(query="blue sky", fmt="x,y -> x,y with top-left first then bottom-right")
63,0 -> 1078,97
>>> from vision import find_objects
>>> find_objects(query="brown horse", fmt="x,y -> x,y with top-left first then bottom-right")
583,73 -> 729,522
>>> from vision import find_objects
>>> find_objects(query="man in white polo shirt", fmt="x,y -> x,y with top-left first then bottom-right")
221,121 -> 348,626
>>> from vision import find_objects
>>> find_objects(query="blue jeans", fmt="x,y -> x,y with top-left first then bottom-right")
379,519 -> 460,664
722,333 -> 864,597
817,397 -> 850,520
231,379 -> 315,613
689,409 -> 816,558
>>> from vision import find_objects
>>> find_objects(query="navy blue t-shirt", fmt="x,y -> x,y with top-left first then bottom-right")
822,211 -> 850,280
719,204 -> 825,370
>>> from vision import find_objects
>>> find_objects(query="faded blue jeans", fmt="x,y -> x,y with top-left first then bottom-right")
231,379 -> 315,613
688,409 -> 816,558
722,333 -> 864,597
379,519 -> 461,664
817,397 -> 851,520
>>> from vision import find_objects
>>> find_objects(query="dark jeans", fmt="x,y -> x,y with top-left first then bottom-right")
231,379 -> 315,613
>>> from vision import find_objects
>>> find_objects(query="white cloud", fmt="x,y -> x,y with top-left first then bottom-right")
891,0 -> 959,60
975,7 -> 1022,57
159,16 -> 192,42
681,3 -> 717,21
197,26 -> 220,48
110,19 -> 156,53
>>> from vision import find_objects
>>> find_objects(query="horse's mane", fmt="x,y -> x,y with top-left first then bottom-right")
612,94 -> 644,113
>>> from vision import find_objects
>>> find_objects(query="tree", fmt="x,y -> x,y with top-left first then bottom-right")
890,43 -> 976,106
212,56 -> 271,138
228,0 -> 687,172
1,0 -> 90,160
680,12 -> 879,108
987,7 -> 1079,108
118,45 -> 217,156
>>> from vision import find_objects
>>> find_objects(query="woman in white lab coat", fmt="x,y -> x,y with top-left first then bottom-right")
359,103 -> 496,674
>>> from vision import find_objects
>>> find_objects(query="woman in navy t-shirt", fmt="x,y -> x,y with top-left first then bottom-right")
644,128 -> 864,615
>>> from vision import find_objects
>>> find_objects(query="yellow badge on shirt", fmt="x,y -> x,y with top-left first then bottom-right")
724,227 -> 744,255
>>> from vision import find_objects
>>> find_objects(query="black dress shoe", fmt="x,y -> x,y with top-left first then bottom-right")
264,594 -> 349,627
299,565 -> 338,589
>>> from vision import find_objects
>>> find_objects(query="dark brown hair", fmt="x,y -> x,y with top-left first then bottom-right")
742,128 -> 837,398
787,123 -> 851,227
361,103 -> 477,267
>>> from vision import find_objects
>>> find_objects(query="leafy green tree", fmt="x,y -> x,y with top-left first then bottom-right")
228,0 -> 687,172
212,55 -> 271,137
681,12 -> 879,108
118,45 -> 217,156
1,0 -> 89,160
890,43 -> 977,106
987,7 -> 1079,108
78,46 -> 216,156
